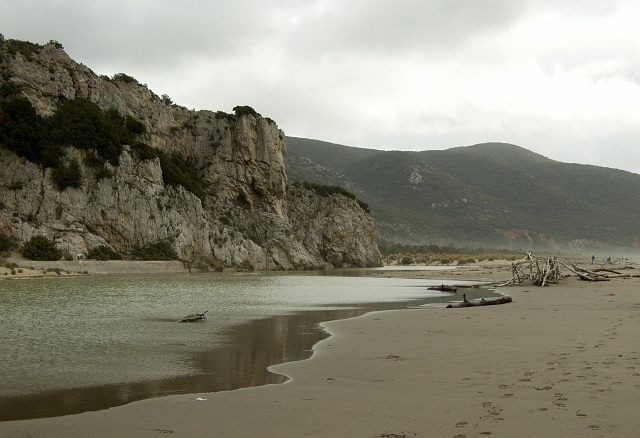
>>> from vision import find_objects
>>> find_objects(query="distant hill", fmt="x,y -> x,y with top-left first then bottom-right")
285,137 -> 640,252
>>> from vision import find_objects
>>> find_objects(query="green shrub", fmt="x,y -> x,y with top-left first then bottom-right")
132,241 -> 179,261
2,96 -> 205,198
21,235 -> 62,261
48,99 -> 127,166
357,199 -> 370,213
161,94 -> 173,105
0,81 -> 25,98
84,151 -> 105,168
377,243 -> 520,258
51,159 -> 82,190
111,73 -> 137,84
156,150 -> 206,200
4,38 -> 42,60
131,142 -> 158,161
232,105 -> 261,118
87,245 -> 122,261
125,116 -> 146,135
130,144 -> 206,199
0,233 -> 11,252
214,111 -> 233,121
401,256 -> 413,265
47,40 -> 64,49
0,98 -> 47,162
293,181 -> 357,199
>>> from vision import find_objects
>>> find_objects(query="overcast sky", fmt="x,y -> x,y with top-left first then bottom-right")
2,0 -> 639,173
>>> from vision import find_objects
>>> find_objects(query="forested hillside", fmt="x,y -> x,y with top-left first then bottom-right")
286,137 -> 640,252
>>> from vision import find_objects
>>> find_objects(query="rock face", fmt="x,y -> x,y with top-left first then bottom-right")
0,41 -> 381,269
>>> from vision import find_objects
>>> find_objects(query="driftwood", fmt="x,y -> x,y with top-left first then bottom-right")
446,294 -> 512,308
498,252 -> 563,287
561,263 -> 611,282
592,268 -> 622,275
495,252 -> 638,286
180,311 -> 208,323
428,284 -> 457,292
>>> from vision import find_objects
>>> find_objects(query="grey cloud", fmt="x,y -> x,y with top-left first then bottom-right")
2,0 -> 290,69
286,0 -> 526,56
1,0 -> 638,174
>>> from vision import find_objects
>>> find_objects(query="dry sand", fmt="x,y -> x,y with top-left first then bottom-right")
1,261 -> 639,437
1,252 -> 187,279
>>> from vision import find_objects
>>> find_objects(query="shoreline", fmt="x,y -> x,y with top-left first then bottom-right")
2,264 -> 639,436
1,255 -> 188,279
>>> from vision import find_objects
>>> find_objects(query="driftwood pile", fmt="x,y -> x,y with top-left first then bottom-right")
498,253 -> 562,287
497,252 -> 638,287
445,252 -> 637,309
564,264 -> 639,282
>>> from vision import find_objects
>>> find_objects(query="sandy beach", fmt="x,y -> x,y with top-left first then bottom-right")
1,261 -> 639,437
1,253 -> 188,279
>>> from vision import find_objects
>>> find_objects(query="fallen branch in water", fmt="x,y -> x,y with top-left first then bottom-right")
180,311 -> 208,322
428,284 -> 458,292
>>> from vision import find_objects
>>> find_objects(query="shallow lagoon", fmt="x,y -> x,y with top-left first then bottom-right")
0,269 -> 494,421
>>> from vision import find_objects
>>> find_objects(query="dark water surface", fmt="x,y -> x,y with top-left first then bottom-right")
0,269 -> 495,421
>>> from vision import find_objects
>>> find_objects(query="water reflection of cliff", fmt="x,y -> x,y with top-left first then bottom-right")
0,308 -> 364,422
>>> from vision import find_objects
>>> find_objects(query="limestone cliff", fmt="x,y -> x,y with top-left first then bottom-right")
0,40 -> 381,269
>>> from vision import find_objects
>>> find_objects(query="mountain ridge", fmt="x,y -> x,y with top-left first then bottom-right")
285,137 -> 640,251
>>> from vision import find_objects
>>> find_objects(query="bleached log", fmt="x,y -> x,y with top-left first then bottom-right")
446,294 -> 512,308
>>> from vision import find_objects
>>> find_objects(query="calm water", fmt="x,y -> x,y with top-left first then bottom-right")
0,269 -> 494,421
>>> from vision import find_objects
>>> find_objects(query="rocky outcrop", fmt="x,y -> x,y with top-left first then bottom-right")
0,40 -> 381,269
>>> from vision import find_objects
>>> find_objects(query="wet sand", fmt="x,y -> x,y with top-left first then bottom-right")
2,261 -> 640,437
